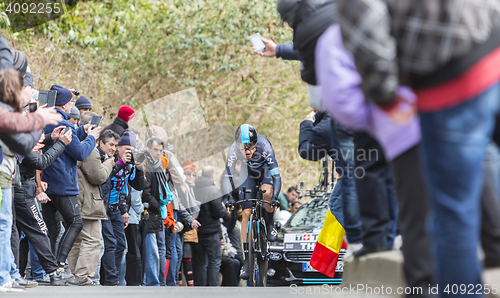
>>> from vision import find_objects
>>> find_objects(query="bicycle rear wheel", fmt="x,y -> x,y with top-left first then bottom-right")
248,213 -> 258,287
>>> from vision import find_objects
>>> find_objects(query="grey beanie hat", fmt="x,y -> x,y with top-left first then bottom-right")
69,105 -> 80,120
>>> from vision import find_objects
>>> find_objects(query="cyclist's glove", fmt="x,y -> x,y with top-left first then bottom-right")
270,197 -> 280,208
225,199 -> 235,209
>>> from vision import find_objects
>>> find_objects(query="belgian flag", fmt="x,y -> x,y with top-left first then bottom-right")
310,209 -> 347,278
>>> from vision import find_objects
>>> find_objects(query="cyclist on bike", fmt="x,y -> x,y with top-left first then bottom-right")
223,124 -> 281,280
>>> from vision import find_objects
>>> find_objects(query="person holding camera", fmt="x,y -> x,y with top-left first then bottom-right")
41,85 -> 101,273
100,131 -> 144,286
14,127 -> 74,287
0,67 -> 51,292
67,112 -> 112,286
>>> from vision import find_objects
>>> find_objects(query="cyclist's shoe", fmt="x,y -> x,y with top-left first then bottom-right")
267,225 -> 278,242
240,260 -> 249,280
266,210 -> 278,242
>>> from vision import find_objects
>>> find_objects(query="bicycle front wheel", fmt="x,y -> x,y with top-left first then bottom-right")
258,220 -> 268,287
248,213 -> 258,287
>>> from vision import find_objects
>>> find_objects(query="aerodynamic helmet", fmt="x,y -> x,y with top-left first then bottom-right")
235,124 -> 258,151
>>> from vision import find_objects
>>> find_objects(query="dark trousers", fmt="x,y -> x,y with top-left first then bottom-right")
11,198 -> 19,268
353,132 -> 397,249
125,224 -> 142,286
42,195 -> 83,264
19,237 -> 29,276
194,234 -> 221,286
100,209 -> 126,286
15,198 -> 59,275
220,256 -> 240,286
390,145 -> 434,297
480,171 -> 500,267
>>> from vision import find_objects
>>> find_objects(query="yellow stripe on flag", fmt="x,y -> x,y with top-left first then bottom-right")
317,209 -> 346,254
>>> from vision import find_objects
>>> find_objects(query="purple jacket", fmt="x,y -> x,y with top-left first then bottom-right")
315,24 -> 421,161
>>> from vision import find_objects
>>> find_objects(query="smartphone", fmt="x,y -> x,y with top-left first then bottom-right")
90,115 -> 103,129
63,126 -> 71,134
38,90 -> 57,107
249,33 -> 266,53
28,101 -> 38,113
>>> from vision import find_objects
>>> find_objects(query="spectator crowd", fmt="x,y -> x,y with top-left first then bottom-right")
0,38 -> 306,291
2,0 -> 500,297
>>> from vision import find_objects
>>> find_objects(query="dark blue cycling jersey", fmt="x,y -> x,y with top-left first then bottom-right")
223,134 -> 282,201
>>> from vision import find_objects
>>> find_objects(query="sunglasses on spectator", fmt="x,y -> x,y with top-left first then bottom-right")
186,172 -> 196,177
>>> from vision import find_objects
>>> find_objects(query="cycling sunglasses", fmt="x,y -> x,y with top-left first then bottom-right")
237,142 -> 257,151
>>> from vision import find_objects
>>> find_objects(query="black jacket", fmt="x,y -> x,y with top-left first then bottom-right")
141,166 -> 164,234
103,117 -> 128,137
298,111 -> 333,161
14,140 -> 66,202
278,0 -> 336,85
193,176 -> 227,237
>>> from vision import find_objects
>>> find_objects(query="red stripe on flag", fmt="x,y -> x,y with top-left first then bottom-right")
310,242 -> 340,278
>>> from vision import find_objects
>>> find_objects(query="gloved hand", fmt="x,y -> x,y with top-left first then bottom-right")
225,200 -> 234,209
270,197 -> 280,208
230,188 -> 239,202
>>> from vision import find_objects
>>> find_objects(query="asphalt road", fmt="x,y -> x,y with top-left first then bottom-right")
1,286 -> 309,298
1,284 -> 403,298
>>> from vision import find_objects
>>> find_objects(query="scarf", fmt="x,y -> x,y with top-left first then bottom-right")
145,150 -> 173,219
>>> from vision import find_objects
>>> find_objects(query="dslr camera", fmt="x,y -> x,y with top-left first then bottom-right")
108,193 -> 128,213
130,149 -> 146,164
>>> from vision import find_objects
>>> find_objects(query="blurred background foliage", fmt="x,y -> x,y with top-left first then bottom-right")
0,0 -> 327,191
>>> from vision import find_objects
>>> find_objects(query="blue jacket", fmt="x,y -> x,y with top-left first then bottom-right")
298,111 -> 333,161
42,108 -> 96,196
276,43 -> 299,60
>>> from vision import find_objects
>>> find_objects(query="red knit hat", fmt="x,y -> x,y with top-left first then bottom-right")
117,105 -> 135,122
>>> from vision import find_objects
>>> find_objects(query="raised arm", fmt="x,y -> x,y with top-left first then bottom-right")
23,140 -> 66,170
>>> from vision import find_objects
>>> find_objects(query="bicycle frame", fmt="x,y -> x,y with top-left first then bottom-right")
234,184 -> 271,287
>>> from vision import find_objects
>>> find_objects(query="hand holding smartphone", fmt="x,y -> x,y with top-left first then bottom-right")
38,90 -> 57,107
28,101 -> 39,113
90,116 -> 103,130
249,33 -> 266,53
